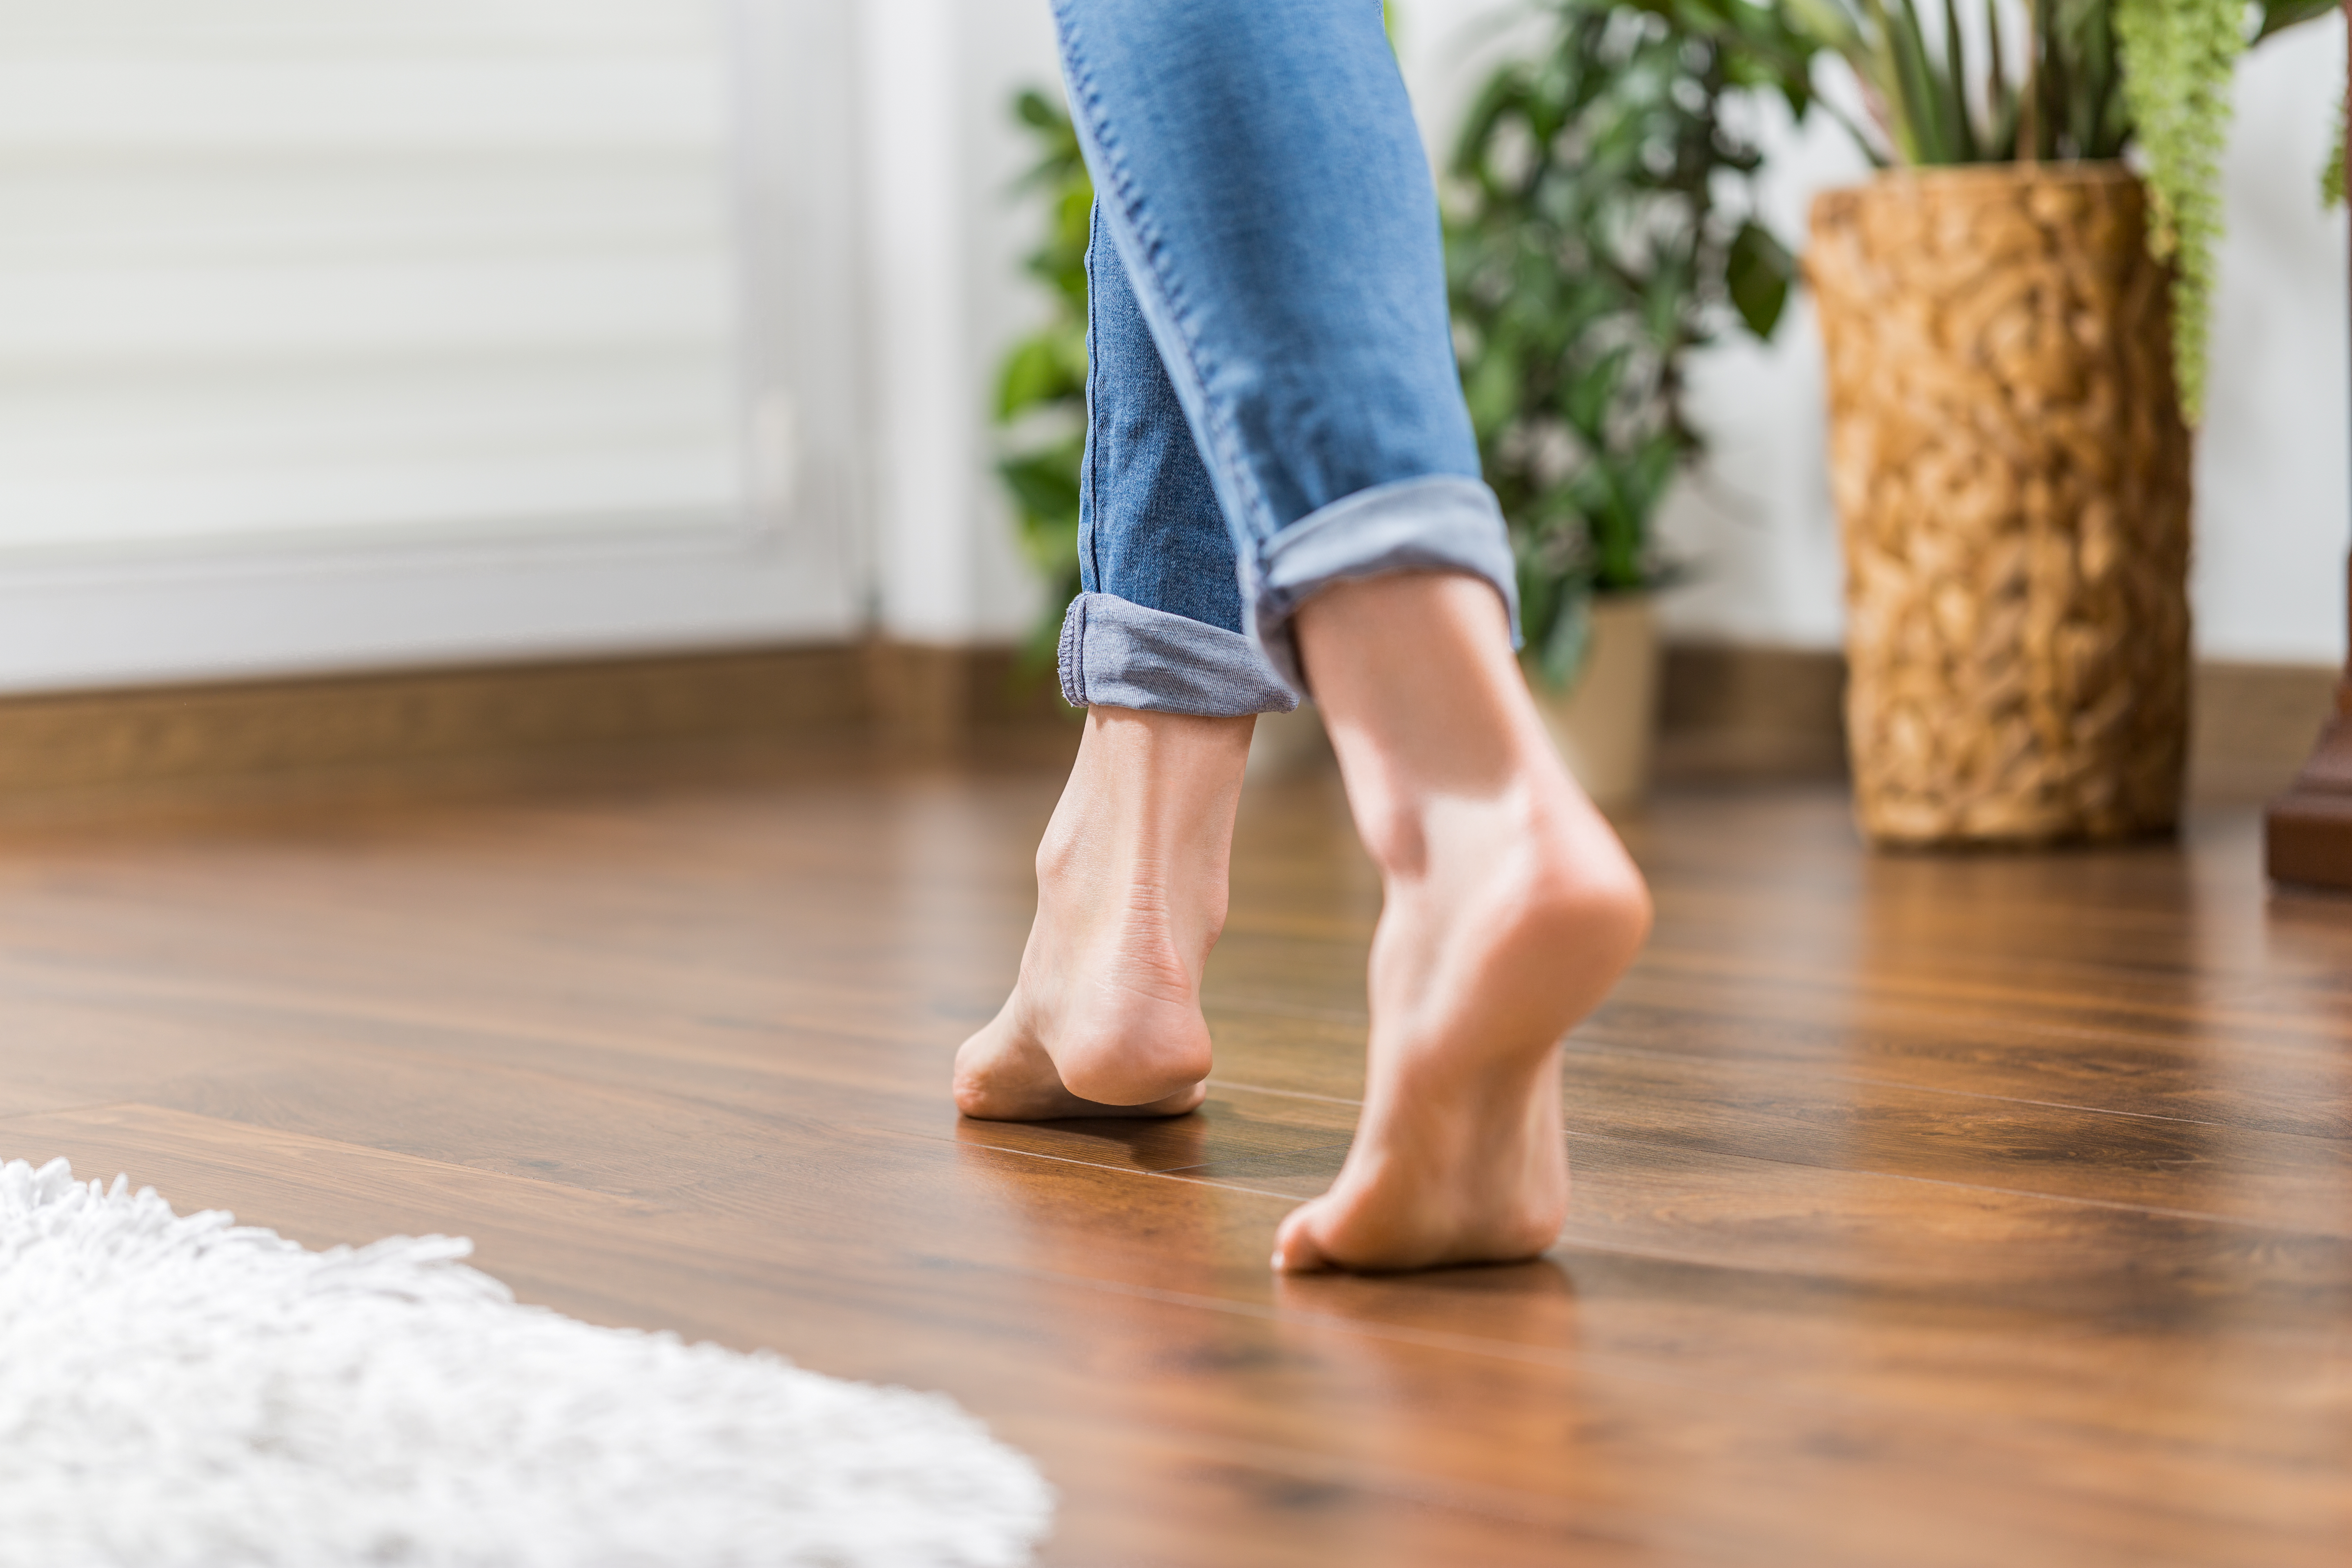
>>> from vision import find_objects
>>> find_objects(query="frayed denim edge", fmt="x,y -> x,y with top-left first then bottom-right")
1056,595 -> 1088,710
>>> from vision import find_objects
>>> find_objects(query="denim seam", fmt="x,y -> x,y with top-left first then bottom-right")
1056,593 -> 1087,709
1079,204 -> 1105,595
1054,10 -> 1279,602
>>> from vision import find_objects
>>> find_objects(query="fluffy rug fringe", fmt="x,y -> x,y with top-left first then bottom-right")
0,1158 -> 1051,1567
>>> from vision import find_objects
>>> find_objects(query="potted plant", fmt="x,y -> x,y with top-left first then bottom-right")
1784,0 -> 2335,845
1445,0 -> 1815,807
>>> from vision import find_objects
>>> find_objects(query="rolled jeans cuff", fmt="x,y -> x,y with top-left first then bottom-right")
1247,474 -> 1521,695
1058,592 -> 1300,717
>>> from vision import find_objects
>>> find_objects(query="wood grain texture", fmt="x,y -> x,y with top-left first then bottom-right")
1,755 -> 2347,1566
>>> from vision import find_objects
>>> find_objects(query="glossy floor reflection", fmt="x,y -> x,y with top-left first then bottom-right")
0,755 -> 2345,1566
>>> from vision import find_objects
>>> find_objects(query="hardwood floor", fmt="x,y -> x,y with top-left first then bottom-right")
2,744 -> 2346,1566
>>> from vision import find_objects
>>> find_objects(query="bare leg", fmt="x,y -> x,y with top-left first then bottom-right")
1272,573 -> 1651,1273
954,707 -> 1252,1119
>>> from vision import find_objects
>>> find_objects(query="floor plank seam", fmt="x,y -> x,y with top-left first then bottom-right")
1557,1129 -> 2352,1240
1200,999 -> 1369,1027
1586,999 -> 2352,1073
891,1119 -> 2352,1256
1635,949 -> 2350,1040
870,1125 -> 1305,1204
0,1103 -> 688,1217
904,1109 -> 2352,1244
0,1099 -> 147,1127
1559,1037 -> 2346,1137
1200,1078 -> 1362,1106
0,967 -> 962,1086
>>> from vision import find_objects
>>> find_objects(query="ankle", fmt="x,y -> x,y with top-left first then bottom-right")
1080,706 -> 1254,786
1292,569 -> 1649,913
1035,703 -> 1252,882
1366,786 -> 1651,961
1506,826 -> 1653,972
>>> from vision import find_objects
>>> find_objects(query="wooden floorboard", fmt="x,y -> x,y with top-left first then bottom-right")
2,755 -> 2348,1566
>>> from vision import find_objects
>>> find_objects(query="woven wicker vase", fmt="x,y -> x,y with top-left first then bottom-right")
1809,165 -> 2192,847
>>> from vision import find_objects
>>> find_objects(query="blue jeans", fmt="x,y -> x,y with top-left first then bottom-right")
1050,0 -> 1517,718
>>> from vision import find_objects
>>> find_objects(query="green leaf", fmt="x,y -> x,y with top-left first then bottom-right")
1013,88 -> 1061,130
1726,219 -> 1793,338
1535,582 -> 1595,690
1938,0 -> 1978,159
1463,339 -> 1525,441
996,336 -> 1079,420
2254,0 -> 2337,42
2326,96 -> 2348,209
1562,345 -> 1634,443
2115,0 -> 2246,423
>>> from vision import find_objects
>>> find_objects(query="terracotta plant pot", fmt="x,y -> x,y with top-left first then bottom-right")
1528,594 -> 1660,810
1808,165 -> 2192,848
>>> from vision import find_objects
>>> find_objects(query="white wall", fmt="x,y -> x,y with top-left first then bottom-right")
856,0 -> 1053,644
2195,19 -> 2350,662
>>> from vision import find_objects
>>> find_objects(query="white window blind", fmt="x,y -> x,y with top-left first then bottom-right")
0,0 -> 744,557
0,0 -> 864,693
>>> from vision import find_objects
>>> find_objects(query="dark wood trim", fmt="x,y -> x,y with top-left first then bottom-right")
1655,644 -> 1847,784
0,642 -> 1069,825
0,640 -> 2331,824
1654,644 -> 2341,804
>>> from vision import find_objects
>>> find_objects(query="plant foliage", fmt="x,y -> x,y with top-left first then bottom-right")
2326,91 -> 2348,207
994,90 -> 1093,670
2129,0 -> 2341,406
1782,0 -> 2129,165
1445,0 -> 1812,687
2114,0 -> 2244,422
1779,0 -> 2334,422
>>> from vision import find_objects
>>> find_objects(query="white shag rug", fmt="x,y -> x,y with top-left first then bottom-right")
0,1158 -> 1051,1568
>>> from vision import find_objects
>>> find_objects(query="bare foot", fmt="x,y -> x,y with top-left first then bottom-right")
1271,574 -> 1651,1273
953,706 -> 1253,1120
